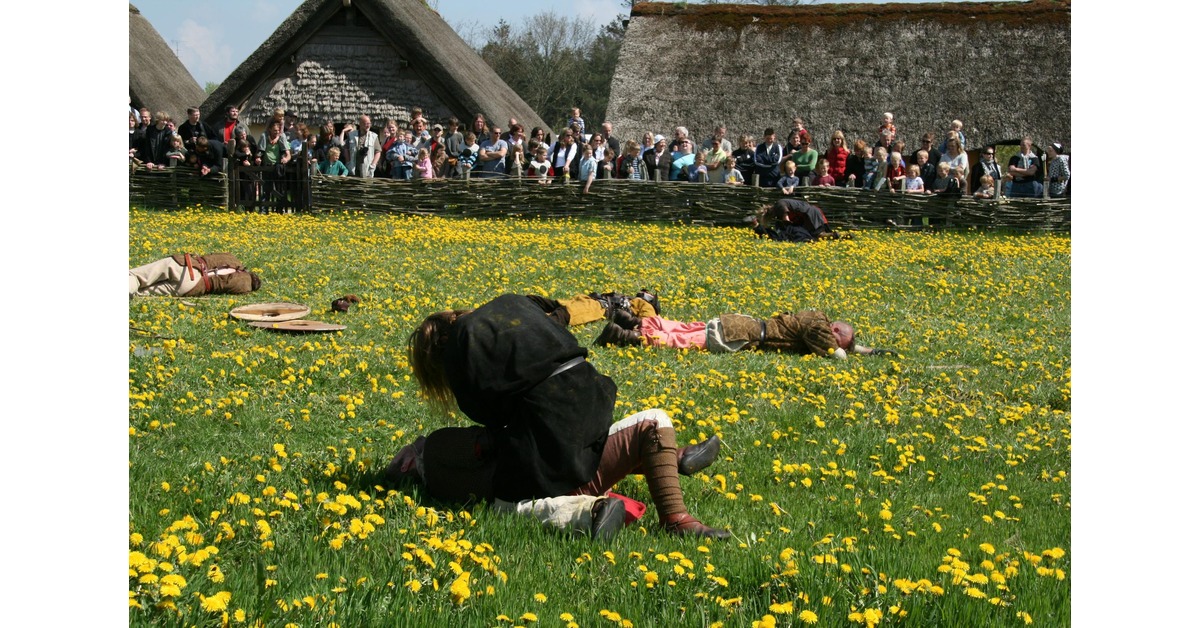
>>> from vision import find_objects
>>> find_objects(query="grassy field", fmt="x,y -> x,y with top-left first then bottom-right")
128,208 -> 1070,627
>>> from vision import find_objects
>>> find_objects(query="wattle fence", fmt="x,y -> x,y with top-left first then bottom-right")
128,169 -> 1071,232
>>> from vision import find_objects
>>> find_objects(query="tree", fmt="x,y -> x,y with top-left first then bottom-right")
204,81 -> 219,95
475,11 -> 626,132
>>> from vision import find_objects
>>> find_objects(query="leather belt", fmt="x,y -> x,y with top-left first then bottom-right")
759,319 -> 767,342
550,356 -> 586,378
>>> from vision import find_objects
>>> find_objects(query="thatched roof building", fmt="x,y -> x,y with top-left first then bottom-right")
608,1 -> 1070,149
201,0 -> 548,134
128,4 -> 207,123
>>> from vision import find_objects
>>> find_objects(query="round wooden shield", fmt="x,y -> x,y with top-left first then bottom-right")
230,302 -> 311,322
248,319 -> 347,333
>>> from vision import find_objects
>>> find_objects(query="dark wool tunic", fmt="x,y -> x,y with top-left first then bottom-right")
444,295 -> 614,500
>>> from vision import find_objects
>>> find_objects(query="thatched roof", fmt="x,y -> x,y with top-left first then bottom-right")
128,4 -> 206,123
608,0 -> 1071,150
201,0 -> 547,132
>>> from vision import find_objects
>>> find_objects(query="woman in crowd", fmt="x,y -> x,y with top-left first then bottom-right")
1045,142 -> 1070,198
670,139 -> 696,181
939,138 -> 968,175
825,130 -> 850,185
844,139 -> 869,188
471,113 -> 488,141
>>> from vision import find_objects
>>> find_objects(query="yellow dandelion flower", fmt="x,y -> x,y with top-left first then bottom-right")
979,542 -> 996,555
799,609 -> 819,624
769,601 -> 793,614
520,612 -> 538,622
449,571 -> 471,605
534,592 -> 547,603
752,615 -> 777,628
559,612 -> 575,621
200,591 -> 232,612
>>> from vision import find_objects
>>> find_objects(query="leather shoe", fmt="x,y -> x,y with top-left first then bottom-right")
610,309 -> 642,330
660,513 -> 730,539
594,322 -> 642,347
678,436 -> 721,476
590,497 -> 626,542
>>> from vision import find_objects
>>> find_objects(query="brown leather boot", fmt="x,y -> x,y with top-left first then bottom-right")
609,309 -> 642,330
594,322 -> 642,347
660,513 -> 731,539
641,427 -> 730,540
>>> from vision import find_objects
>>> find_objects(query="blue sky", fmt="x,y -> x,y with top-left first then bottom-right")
131,0 -> 968,88
135,0 -> 629,87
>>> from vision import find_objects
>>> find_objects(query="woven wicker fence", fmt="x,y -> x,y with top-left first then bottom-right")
128,168 -> 229,210
128,170 -> 1070,232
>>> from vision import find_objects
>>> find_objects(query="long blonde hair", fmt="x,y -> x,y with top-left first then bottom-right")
407,309 -> 472,414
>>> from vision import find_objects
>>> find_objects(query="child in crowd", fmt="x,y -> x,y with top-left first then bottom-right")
777,160 -> 800,195
430,144 -> 448,179
952,165 -> 967,194
723,157 -> 745,185
689,149 -> 709,182
887,151 -> 906,191
529,146 -> 552,185
878,112 -> 896,139
317,146 -> 349,176
973,174 -> 996,199
579,144 -> 597,193
387,132 -> 414,179
941,119 -> 966,153
165,134 -> 186,168
413,147 -> 433,179
568,107 -> 586,137
458,132 -> 479,177
598,147 -> 616,179
863,146 -> 887,191
903,164 -> 924,193
812,158 -> 836,186
914,150 -> 936,190
930,161 -> 953,193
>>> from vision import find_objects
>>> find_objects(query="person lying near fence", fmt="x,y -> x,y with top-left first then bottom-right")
397,294 -> 729,539
745,198 -> 845,243
593,308 -> 895,360
524,289 -> 661,328
129,253 -> 261,298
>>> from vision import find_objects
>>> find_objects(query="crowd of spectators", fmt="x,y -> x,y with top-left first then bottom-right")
129,104 -> 1070,199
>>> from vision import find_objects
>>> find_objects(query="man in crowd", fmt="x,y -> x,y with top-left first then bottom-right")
1006,136 -> 1043,197
347,115 -> 381,177
703,124 -> 733,156
220,105 -> 248,150
475,126 -> 510,178
754,128 -> 783,187
176,107 -> 219,151
599,121 -> 620,155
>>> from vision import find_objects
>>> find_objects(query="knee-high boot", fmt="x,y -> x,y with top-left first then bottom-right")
642,427 -> 730,539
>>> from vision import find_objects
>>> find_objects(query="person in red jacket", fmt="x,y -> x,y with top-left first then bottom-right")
825,130 -> 850,184
128,253 -> 261,298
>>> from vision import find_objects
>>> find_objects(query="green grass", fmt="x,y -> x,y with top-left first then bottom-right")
129,208 -> 1069,626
